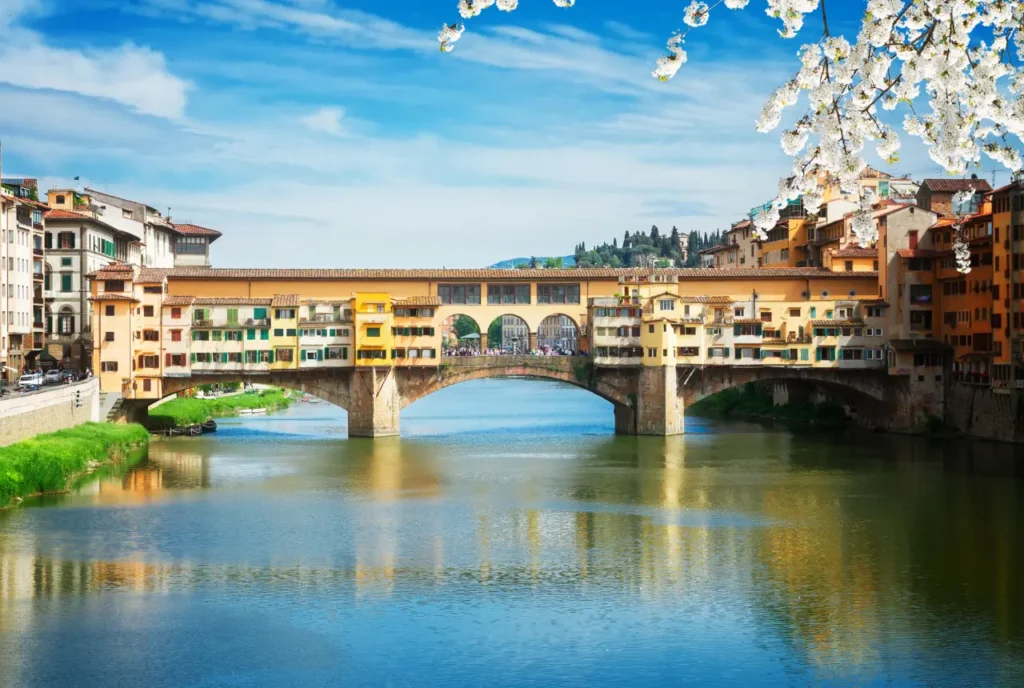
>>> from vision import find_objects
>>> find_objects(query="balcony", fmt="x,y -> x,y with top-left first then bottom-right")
299,314 -> 343,324
33,247 -> 44,258
243,318 -> 271,327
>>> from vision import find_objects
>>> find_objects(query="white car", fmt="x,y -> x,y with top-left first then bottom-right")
18,373 -> 43,388
43,369 -> 62,384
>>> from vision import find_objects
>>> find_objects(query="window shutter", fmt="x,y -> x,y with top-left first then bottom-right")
733,324 -> 740,336
329,329 -> 335,336
324,347 -> 329,359
735,348 -> 741,360
723,347 -> 729,358
268,350 -> 274,364
755,324 -> 762,336
254,307 -> 266,320
190,353 -> 196,363
261,329 -> 269,340
707,348 -> 712,358
221,352 -> 227,363
815,348 -> 821,361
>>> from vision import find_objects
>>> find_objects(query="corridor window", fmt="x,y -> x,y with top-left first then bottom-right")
658,300 -> 674,311
275,308 -> 296,319
276,349 -> 294,362
367,327 -> 381,337
487,284 -> 531,304
536,284 -> 580,304
438,284 -> 481,305
101,361 -> 118,372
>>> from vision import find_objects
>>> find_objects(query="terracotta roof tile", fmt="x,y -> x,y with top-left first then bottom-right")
394,296 -> 442,306
896,249 -> 952,258
833,247 -> 877,258
679,295 -> 733,303
171,222 -> 222,238
874,204 -> 935,220
300,298 -> 352,305
163,267 -> 873,281
734,318 -> 764,325
194,297 -> 273,306
921,178 -> 992,193
43,208 -> 92,221
137,268 -> 172,284
271,294 -> 299,307
162,295 -> 196,307
88,294 -> 139,302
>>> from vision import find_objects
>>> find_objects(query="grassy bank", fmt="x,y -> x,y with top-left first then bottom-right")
688,384 -> 848,425
0,423 -> 150,507
149,388 -> 292,428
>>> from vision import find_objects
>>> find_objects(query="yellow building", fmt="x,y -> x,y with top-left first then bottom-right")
269,294 -> 299,370
353,292 -> 394,365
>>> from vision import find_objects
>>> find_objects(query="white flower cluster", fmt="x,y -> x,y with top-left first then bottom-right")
439,1 -> 1023,261
437,22 -> 465,52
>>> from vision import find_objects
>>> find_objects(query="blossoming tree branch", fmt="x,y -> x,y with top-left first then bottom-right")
439,0 -> 1024,274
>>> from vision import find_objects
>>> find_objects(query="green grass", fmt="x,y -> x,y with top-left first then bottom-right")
148,389 -> 292,428
689,384 -> 849,425
0,423 -> 150,506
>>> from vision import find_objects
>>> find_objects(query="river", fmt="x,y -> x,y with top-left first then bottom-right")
1,379 -> 1023,687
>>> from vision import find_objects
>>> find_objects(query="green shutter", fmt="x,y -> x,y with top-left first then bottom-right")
815,348 -> 821,361
801,349 -> 808,361
723,347 -> 730,358
247,329 -> 255,340
221,352 -> 228,363
733,324 -> 740,336
212,331 -> 222,341
261,329 -> 269,340
342,347 -> 348,360
707,348 -> 712,358
227,308 -> 238,325
735,348 -> 741,360
324,347 -> 329,359
254,308 -> 267,320
268,350 -> 274,363
190,353 -> 196,363
755,324 -> 762,336
329,329 -> 335,336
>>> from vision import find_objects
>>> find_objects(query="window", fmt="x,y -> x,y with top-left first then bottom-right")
144,286 -> 161,294
809,307 -> 816,318
57,232 -> 75,249
104,305 -> 115,317
143,305 -> 154,317
760,311 -> 772,322
225,330 -> 242,341
166,353 -> 187,367
789,308 -> 800,317
60,273 -> 73,292
100,361 -> 118,372
275,309 -> 296,319
658,300 -> 675,311
60,257 -> 72,267
55,194 -> 65,204
192,330 -> 210,341
536,284 -> 580,304
105,280 -> 125,292
171,307 -> 182,319
276,348 -> 294,362
909,284 -> 932,305
143,330 -> 159,342
367,327 -> 381,337
647,348 -> 656,357
140,355 -> 159,368
102,331 -> 114,342
438,284 -> 481,305
734,307 -> 744,317
170,329 -> 182,342
357,349 -> 388,360
487,284 -> 531,304
175,237 -> 208,255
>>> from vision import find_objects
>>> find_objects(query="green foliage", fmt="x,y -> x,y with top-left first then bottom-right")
149,389 -> 292,428
487,318 -> 503,348
0,423 -> 150,506
453,315 -> 479,338
544,256 -> 564,269
573,226 -> 727,269
689,384 -> 849,424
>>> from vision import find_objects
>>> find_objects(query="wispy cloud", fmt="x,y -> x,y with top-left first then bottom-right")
0,2 -> 189,119
300,106 -> 345,135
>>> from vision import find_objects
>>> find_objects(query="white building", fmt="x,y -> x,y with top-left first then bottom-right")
1,181 -> 47,381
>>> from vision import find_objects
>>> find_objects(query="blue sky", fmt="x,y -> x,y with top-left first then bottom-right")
0,0 -> 1010,267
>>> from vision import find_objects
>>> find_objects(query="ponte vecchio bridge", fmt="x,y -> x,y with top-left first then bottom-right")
88,266 -> 942,436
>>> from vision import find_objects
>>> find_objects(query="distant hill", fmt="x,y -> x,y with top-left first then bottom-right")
488,256 -> 576,269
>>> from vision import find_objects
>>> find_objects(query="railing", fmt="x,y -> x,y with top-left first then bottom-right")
299,314 -> 343,324
33,247 -> 44,257
243,318 -> 270,327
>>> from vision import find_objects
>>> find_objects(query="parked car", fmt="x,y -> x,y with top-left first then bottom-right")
43,369 -> 62,384
61,370 -> 76,382
18,373 -> 43,389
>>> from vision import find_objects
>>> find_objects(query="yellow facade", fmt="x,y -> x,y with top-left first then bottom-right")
269,298 -> 299,370
354,293 -> 395,366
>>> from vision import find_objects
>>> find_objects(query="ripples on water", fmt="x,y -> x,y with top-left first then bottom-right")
1,379 -> 1023,687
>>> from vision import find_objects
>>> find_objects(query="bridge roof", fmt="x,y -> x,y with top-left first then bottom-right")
161,267 -> 875,281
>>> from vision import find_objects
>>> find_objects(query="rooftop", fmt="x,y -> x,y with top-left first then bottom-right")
171,222 -> 222,239
833,247 -> 877,258
161,267 -> 875,281
920,178 -> 993,193
271,294 -> 300,307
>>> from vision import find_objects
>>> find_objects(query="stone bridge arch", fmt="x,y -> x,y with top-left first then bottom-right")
397,356 -> 636,410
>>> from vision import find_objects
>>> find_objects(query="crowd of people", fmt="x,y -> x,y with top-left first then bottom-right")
443,346 -> 583,358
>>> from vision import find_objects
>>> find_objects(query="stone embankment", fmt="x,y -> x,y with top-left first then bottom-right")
0,378 -> 100,447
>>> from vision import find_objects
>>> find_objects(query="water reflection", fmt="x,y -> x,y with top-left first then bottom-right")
0,380 -> 1022,686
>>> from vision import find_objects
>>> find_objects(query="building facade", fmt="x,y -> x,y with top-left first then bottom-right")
1,181 -> 47,381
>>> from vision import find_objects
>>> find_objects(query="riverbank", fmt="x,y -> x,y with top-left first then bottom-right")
0,422 -> 150,509
688,384 -> 848,425
148,388 -> 293,428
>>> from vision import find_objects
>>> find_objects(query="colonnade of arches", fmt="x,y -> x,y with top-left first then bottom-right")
441,313 -> 581,354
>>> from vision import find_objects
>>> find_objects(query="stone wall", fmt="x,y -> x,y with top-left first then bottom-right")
0,379 -> 100,447
945,382 -> 1024,444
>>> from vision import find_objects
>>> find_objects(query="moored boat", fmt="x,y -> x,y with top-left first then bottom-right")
200,420 -> 218,433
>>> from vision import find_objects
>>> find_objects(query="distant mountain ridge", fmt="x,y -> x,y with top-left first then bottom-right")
488,256 -> 576,269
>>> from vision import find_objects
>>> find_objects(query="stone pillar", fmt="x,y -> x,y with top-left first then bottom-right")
528,332 -> 538,351
613,403 -> 636,435
479,333 -> 488,351
348,366 -> 400,437
634,366 -> 684,435
771,382 -> 789,407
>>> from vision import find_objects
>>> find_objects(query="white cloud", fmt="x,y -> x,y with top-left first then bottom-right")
0,5 -> 189,119
300,106 -> 345,135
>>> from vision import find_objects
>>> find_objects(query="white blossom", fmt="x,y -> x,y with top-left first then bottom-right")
438,22 -> 464,52
684,2 -> 711,28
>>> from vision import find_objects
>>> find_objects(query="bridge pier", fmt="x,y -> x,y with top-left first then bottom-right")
348,367 -> 400,437
615,366 -> 684,436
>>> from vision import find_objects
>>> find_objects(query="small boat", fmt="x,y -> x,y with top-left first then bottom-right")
239,409 -> 255,415
168,427 -> 186,437
188,425 -> 202,436
250,408 -> 267,415
200,420 -> 218,434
